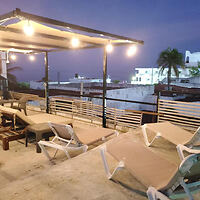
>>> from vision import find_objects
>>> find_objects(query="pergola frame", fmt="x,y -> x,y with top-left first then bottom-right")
0,8 -> 144,127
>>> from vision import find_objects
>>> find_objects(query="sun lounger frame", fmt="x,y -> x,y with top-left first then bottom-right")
39,123 -> 118,163
100,145 -> 200,200
141,122 -> 200,147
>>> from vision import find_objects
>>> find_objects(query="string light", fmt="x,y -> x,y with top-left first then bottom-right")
106,43 -> 113,53
23,20 -> 34,36
10,54 -> 16,60
29,55 -> 35,61
127,45 -> 137,57
71,38 -> 80,48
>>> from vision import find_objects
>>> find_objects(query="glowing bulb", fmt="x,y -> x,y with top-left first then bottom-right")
127,45 -> 137,57
29,55 -> 35,61
10,54 -> 16,60
71,38 -> 80,48
106,43 -> 113,53
23,20 -> 34,36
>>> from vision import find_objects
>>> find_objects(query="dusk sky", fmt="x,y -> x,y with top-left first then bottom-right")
1,0 -> 200,82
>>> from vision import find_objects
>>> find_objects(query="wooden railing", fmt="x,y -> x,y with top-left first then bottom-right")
49,97 -> 143,129
158,99 -> 200,132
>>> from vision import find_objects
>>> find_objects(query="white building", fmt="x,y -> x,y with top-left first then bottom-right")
131,67 -> 190,85
185,50 -> 200,67
131,50 -> 200,85
69,75 -> 111,83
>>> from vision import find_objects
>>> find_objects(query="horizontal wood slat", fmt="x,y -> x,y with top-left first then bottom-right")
50,97 -> 142,129
158,99 -> 200,132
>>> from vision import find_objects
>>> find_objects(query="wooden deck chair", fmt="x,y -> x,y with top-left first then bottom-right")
141,121 -> 200,148
39,123 -> 119,162
0,105 -> 68,129
100,134 -> 200,200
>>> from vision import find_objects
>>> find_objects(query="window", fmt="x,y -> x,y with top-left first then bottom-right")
139,77 -> 141,81
186,56 -> 189,63
136,77 -> 138,81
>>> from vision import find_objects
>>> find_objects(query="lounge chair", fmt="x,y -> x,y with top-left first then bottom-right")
0,105 -> 71,152
141,121 -> 200,147
8,91 -> 40,115
0,105 -> 68,128
100,133 -> 200,200
39,122 -> 119,162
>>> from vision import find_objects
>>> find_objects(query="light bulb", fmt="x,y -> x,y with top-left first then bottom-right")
29,55 -> 35,61
10,54 -> 16,60
127,45 -> 137,57
106,43 -> 113,53
71,38 -> 80,48
23,20 -> 34,36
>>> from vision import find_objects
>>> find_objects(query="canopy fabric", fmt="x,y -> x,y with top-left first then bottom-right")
0,20 -> 133,53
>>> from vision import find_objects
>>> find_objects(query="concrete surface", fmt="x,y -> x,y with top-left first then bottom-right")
0,119 -> 200,199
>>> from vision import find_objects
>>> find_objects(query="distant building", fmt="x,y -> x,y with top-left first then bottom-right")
69,74 -> 111,83
131,67 -> 190,85
131,50 -> 200,85
185,50 -> 200,67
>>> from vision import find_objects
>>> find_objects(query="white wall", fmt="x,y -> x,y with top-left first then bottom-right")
30,81 -> 44,89
131,67 -> 191,85
93,85 -> 157,111
185,50 -> 200,67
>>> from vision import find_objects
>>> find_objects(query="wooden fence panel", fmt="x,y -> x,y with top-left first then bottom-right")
49,97 -> 142,129
158,99 -> 200,132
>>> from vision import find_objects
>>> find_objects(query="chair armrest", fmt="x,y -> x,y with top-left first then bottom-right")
176,144 -> 200,160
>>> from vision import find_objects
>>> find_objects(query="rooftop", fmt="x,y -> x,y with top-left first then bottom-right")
0,107 -> 199,199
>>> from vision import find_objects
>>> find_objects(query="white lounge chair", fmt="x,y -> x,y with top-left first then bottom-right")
39,122 -> 119,162
141,121 -> 200,147
100,133 -> 200,200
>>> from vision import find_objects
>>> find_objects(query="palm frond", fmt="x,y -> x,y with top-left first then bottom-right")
7,66 -> 23,72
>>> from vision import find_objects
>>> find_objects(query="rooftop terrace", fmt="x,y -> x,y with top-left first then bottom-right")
0,105 -> 200,200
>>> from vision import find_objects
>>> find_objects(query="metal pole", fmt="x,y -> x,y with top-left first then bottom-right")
44,52 -> 49,113
80,81 -> 83,99
102,48 -> 107,128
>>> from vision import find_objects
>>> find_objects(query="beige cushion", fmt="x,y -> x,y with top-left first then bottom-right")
145,121 -> 195,145
0,105 -> 34,125
28,113 -> 67,124
74,126 -> 115,145
51,123 -> 72,140
107,134 -> 178,190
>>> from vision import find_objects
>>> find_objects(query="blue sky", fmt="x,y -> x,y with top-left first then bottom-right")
1,0 -> 200,82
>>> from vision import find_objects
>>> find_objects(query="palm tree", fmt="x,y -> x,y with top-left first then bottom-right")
157,48 -> 184,90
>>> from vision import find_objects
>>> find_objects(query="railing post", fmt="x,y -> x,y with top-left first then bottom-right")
102,47 -> 107,128
114,108 -> 117,129
72,101 -> 74,119
44,51 -> 49,113
156,92 -> 160,113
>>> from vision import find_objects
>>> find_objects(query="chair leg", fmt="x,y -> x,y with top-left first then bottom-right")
63,148 -> 71,159
100,145 -> 124,179
83,145 -> 88,152
180,179 -> 194,200
38,143 -> 52,161
147,187 -> 170,200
